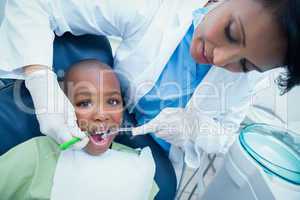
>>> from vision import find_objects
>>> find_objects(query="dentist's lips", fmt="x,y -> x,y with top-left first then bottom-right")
198,41 -> 211,64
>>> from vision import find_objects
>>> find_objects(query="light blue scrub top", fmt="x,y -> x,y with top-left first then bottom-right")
133,25 -> 211,153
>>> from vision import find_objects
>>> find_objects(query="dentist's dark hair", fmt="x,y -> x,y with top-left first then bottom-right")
259,0 -> 300,93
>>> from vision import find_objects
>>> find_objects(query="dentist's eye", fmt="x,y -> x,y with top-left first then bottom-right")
240,59 -> 250,73
76,100 -> 93,108
225,20 -> 238,43
107,98 -> 120,106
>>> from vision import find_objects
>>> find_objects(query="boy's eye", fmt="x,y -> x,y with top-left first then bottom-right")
107,98 -> 120,106
76,100 -> 93,108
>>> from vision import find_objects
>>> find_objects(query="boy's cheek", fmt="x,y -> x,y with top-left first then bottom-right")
111,112 -> 123,125
75,109 -> 91,119
77,118 -> 90,132
75,109 -> 93,127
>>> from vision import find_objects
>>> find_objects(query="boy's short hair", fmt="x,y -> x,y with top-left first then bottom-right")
63,59 -> 113,92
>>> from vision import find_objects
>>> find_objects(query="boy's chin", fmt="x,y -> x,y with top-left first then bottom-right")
84,135 -> 115,156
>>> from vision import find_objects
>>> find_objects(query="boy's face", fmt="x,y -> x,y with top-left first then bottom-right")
66,64 -> 123,155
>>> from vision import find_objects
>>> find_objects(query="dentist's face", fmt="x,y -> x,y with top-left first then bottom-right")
66,62 -> 123,155
190,0 -> 287,73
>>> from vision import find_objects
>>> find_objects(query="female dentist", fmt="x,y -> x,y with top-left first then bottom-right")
0,0 -> 299,197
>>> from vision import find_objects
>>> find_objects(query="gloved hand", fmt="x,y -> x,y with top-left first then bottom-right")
132,107 -> 233,153
25,69 -> 89,149
132,108 -> 224,146
132,107 -> 237,168
132,107 -> 198,146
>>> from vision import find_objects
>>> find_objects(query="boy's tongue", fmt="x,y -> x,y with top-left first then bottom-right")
90,134 -> 104,143
89,133 -> 111,146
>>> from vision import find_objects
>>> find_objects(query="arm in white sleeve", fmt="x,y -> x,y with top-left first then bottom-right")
0,0 -> 54,73
53,0 -> 160,40
0,0 -> 160,77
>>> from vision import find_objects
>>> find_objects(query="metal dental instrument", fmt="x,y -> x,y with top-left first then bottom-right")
59,127 -> 133,150
96,127 -> 133,138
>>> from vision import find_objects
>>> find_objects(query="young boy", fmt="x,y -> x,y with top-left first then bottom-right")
0,59 -> 158,200
64,59 -> 124,155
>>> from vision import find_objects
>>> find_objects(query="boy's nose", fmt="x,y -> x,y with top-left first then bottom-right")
93,109 -> 110,122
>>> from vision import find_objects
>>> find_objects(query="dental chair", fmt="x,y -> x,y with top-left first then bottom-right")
0,33 -> 176,199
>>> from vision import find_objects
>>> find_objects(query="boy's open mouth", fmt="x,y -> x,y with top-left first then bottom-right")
90,134 -> 104,143
90,134 -> 109,146
88,132 -> 113,147
84,128 -> 116,155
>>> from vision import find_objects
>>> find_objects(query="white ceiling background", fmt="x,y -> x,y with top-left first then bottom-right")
0,0 -> 5,24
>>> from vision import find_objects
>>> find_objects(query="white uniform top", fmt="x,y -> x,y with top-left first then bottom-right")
0,0 -> 268,168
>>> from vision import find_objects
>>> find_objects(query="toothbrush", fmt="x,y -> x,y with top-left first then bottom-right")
99,127 -> 132,138
59,127 -> 133,150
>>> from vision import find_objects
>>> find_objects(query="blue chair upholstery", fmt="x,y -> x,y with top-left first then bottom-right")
52,32 -> 113,78
0,80 -> 39,154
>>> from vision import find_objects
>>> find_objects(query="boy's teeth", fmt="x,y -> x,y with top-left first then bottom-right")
95,131 -> 106,135
90,134 -> 106,143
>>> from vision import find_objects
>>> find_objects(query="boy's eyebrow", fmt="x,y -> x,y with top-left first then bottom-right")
104,91 -> 121,96
75,91 -> 91,98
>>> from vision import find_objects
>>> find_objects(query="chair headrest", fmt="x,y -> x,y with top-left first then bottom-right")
53,32 -> 113,80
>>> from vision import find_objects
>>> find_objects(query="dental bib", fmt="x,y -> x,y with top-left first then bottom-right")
51,146 -> 155,200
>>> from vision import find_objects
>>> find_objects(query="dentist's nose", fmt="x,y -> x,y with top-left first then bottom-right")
213,47 -> 241,67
